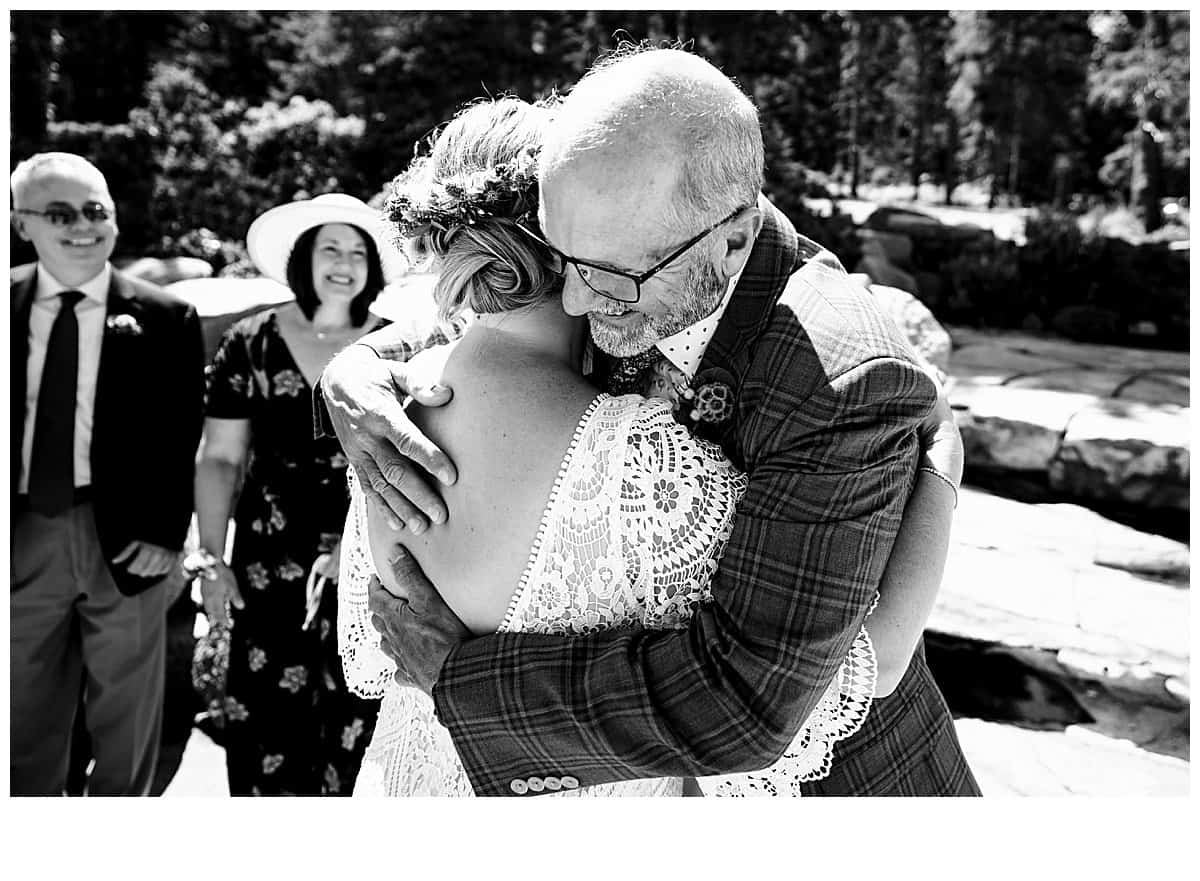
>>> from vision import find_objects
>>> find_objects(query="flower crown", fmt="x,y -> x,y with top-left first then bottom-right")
385,147 -> 540,241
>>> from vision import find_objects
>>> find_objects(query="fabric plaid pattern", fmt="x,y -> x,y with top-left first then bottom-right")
432,196 -> 979,796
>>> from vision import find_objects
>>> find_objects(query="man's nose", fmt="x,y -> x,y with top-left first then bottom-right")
561,274 -> 601,317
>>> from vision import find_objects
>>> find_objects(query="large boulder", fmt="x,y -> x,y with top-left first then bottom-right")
1050,400 -> 1190,512
853,240 -> 919,294
953,385 -> 1084,473
857,228 -> 914,266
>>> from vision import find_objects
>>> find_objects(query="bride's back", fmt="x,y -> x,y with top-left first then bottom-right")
364,96 -> 600,633
374,306 -> 598,634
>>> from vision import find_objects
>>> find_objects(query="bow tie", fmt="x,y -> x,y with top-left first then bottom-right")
602,348 -> 665,396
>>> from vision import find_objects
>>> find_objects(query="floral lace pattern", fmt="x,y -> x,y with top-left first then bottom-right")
339,394 -> 878,796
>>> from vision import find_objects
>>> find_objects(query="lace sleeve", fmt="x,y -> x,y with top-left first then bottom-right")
619,399 -> 880,796
337,468 -> 396,698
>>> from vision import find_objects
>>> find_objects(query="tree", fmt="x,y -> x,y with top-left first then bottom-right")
888,13 -> 953,198
947,11 -> 1093,205
1089,11 -> 1190,227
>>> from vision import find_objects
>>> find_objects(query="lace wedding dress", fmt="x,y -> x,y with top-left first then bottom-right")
339,394 -> 878,797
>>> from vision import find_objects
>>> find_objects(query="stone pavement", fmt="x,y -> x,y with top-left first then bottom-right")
161,716 -> 1189,797
948,326 -> 1189,515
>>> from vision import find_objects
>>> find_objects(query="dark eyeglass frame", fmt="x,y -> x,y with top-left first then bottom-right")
517,205 -> 747,304
14,201 -> 113,227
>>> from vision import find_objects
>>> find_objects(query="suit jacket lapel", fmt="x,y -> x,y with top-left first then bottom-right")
699,195 -> 802,378
92,269 -> 141,478
10,268 -> 38,495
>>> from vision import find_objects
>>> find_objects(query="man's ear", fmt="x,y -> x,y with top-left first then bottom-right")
717,207 -> 763,279
12,216 -> 32,243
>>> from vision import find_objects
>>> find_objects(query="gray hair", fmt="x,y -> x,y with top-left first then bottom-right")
541,46 -> 764,232
10,152 -> 110,209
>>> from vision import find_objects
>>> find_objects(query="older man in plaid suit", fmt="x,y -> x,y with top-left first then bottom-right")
320,47 -> 979,796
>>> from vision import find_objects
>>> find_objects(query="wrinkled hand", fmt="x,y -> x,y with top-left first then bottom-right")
917,383 -> 963,488
320,345 -> 456,534
199,559 -> 244,628
112,540 -> 180,579
368,547 -> 470,695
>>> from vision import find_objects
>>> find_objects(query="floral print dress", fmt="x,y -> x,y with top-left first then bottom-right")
205,309 -> 381,795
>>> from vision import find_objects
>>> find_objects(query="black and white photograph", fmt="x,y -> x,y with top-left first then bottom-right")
6,6 -> 1191,861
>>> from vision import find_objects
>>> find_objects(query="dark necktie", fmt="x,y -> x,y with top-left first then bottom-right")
28,290 -> 84,516
602,347 -> 663,395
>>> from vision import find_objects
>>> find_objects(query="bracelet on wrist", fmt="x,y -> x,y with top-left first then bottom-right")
918,465 -> 959,509
183,548 -> 224,580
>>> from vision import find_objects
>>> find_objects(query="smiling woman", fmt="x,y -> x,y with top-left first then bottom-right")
190,193 -> 396,796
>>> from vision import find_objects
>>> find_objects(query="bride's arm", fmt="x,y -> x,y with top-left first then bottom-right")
868,388 -> 961,697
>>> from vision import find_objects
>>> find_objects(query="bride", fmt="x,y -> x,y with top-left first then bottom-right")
338,97 -> 959,796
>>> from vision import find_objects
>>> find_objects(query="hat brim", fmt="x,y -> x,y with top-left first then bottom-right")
246,200 -> 406,287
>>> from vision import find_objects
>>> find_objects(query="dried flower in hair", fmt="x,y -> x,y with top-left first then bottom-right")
386,147 -> 541,243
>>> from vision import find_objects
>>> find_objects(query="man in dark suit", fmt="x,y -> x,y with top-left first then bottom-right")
10,152 -> 205,795
319,49 -> 979,796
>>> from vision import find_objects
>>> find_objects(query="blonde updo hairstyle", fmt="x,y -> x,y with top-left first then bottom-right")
386,98 -> 561,325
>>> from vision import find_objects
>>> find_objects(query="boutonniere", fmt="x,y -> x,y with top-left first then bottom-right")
105,314 -> 143,336
644,361 -> 736,432
689,367 -> 736,426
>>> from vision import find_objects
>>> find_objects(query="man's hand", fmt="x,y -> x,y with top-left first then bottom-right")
321,344 -> 456,534
368,547 -> 471,695
112,540 -> 180,578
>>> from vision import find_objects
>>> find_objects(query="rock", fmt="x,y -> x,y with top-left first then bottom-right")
857,228 -> 913,266
953,719 -> 1189,796
913,271 -> 945,308
930,487 -> 1190,692
1050,400 -> 1189,512
952,385 -> 1087,472
857,279 -> 951,383
119,256 -> 213,286
853,252 -> 919,295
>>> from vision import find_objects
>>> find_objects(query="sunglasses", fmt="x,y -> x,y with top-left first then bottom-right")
15,201 -> 113,227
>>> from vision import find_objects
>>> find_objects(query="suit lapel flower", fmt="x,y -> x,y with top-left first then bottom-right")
105,313 -> 143,336
643,359 -> 736,438
689,367 -> 736,427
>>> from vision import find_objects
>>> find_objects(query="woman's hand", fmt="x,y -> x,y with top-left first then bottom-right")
200,559 -> 244,628
312,539 -> 341,584
320,345 -> 457,533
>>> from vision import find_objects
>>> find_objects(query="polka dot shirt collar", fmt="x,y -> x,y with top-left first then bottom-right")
656,263 -> 746,380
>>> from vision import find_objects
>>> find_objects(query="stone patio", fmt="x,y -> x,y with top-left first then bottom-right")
947,326 -> 1189,514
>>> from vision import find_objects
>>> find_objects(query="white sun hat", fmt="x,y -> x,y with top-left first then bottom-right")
245,192 -> 406,287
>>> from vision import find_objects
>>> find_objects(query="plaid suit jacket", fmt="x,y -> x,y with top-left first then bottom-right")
417,199 -> 979,796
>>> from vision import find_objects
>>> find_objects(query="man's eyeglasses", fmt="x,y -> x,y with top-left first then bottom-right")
518,205 -> 746,304
14,202 -> 112,227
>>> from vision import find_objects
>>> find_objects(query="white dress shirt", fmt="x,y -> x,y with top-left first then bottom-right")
655,262 -> 747,381
19,262 -> 112,493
